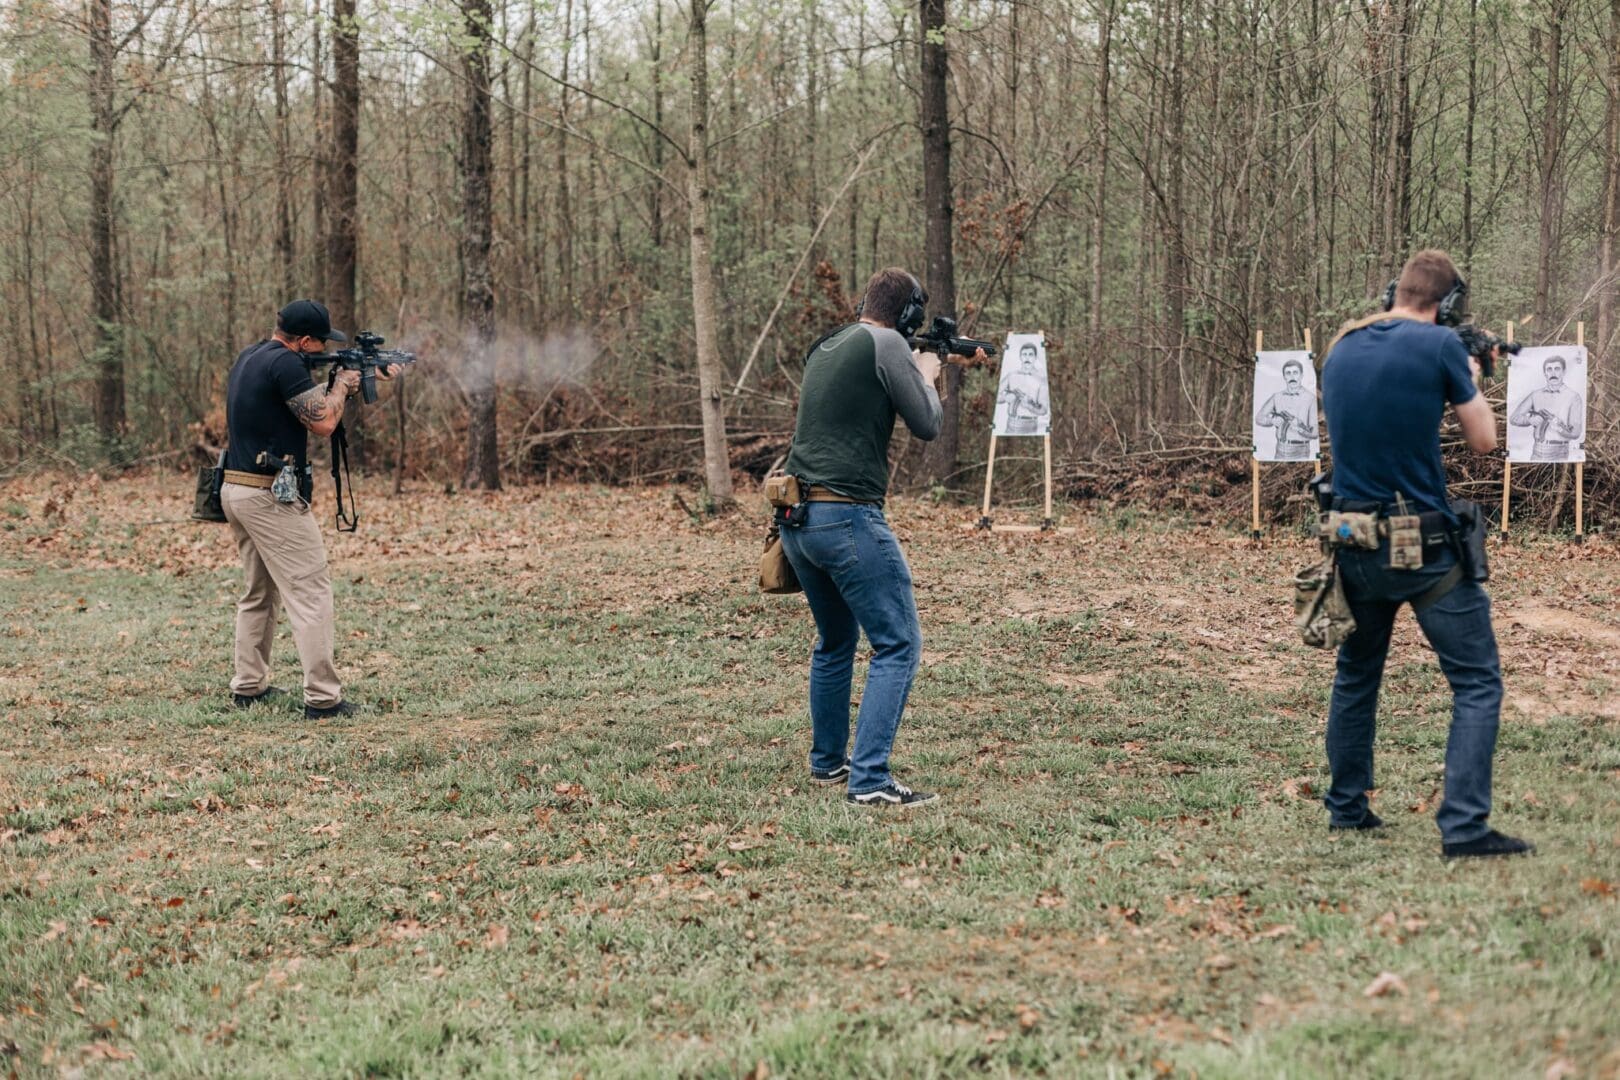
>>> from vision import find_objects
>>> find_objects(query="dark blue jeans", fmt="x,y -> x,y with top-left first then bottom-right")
779,503 -> 923,794
1325,546 -> 1502,843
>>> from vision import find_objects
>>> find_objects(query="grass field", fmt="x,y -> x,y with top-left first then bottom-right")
2,473 -> 1617,1079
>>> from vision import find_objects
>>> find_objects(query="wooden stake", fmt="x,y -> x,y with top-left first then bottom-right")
1251,329 -> 1263,538
1041,433 -> 1054,529
1501,320 -> 1514,538
1304,327 -> 1318,472
1576,321 -> 1585,542
978,432 -> 998,529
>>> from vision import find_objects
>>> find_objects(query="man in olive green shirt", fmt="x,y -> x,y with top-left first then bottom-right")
780,267 -> 982,808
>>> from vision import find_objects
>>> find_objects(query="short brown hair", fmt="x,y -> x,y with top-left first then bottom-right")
860,267 -> 921,327
1395,249 -> 1461,309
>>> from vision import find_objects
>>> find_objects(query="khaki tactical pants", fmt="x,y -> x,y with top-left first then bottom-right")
222,483 -> 342,707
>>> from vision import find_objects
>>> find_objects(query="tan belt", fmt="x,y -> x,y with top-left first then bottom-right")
805,485 -> 874,505
223,470 -> 275,489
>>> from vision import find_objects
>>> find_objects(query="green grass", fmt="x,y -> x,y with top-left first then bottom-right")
1,479 -> 1617,1077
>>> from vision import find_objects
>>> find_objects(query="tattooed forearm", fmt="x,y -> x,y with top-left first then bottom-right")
285,386 -> 344,431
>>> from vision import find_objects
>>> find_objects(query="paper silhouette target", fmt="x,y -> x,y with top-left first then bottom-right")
993,334 -> 1050,437
1252,350 -> 1319,462
1507,346 -> 1586,463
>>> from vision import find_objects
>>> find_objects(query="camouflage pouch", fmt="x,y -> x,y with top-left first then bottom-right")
1320,511 -> 1381,550
1386,515 -> 1423,570
1295,554 -> 1357,650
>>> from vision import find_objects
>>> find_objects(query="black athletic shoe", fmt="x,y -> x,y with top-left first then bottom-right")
1442,830 -> 1535,859
1329,811 -> 1386,832
232,686 -> 287,709
304,700 -> 362,720
846,781 -> 939,809
810,761 -> 851,786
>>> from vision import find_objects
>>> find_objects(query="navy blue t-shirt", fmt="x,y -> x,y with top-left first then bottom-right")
224,340 -> 318,473
1322,319 -> 1476,516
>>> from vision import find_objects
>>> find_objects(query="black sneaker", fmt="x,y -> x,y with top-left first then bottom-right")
305,700 -> 363,720
810,761 -> 851,786
232,686 -> 286,709
1442,830 -> 1535,859
1329,811 -> 1386,832
846,781 -> 939,809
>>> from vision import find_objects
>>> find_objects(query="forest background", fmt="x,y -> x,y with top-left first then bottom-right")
2,0 -> 1618,520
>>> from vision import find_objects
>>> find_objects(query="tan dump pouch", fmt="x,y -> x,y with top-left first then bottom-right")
764,473 -> 802,508
1295,554 -> 1357,650
760,523 -> 801,595
1319,510 -> 1382,550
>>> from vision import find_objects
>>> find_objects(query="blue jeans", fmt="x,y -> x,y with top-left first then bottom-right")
1325,546 -> 1502,843
779,503 -> 923,794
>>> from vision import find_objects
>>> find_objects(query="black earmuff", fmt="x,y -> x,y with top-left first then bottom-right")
1436,277 -> 1468,326
855,273 -> 928,335
1382,275 -> 1468,326
895,274 -> 928,338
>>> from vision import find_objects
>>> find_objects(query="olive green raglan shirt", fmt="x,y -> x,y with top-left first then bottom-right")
783,322 -> 943,504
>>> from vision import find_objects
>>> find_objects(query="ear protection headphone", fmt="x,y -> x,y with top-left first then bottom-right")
1381,274 -> 1469,327
856,273 -> 929,337
895,274 -> 928,337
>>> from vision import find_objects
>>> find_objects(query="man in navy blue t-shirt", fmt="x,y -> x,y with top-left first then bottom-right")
1320,249 -> 1532,859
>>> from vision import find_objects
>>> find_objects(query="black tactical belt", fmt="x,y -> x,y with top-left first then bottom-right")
1329,499 -> 1452,539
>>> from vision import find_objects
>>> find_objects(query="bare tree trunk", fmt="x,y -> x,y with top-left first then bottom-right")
1599,0 -> 1620,394
1394,0 -> 1414,250
1534,0 -> 1566,325
1463,0 -> 1478,271
1087,0 -> 1115,432
1165,0 -> 1188,422
272,0 -> 295,297
395,71 -> 413,496
327,0 -> 359,331
89,0 -> 124,441
650,2 -> 664,250
918,0 -> 962,487
686,0 -> 734,504
461,0 -> 500,490
555,0 -> 575,317
311,0 -> 327,299
518,12 -> 533,320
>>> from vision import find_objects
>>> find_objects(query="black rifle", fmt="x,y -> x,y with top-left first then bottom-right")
1454,324 -> 1519,379
307,330 -> 418,532
311,331 -> 418,404
907,316 -> 997,365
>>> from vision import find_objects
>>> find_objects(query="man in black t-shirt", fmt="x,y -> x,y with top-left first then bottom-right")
222,299 -> 393,719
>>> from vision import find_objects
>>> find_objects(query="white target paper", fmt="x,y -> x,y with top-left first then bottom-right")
993,333 -> 1050,437
1252,350 -> 1319,462
1507,346 -> 1587,463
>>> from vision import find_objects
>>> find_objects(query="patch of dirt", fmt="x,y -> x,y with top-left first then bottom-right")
1503,603 -> 1620,649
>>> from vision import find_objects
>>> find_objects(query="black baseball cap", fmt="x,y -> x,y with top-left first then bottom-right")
277,299 -> 348,343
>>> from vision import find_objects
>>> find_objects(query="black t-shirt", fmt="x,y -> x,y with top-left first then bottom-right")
224,340 -> 318,473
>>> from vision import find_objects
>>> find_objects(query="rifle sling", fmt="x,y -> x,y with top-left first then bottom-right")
1410,561 -> 1464,615
324,366 -> 360,533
